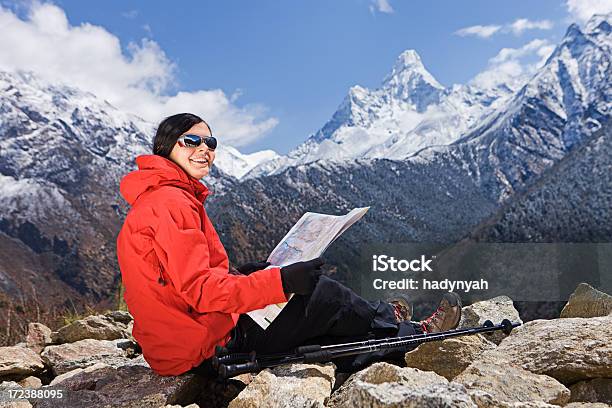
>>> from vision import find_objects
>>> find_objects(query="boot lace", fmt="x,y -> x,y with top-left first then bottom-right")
421,306 -> 445,333
392,303 -> 407,322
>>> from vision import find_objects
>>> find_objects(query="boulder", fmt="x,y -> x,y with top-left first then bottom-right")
404,334 -> 496,380
228,363 -> 335,408
473,316 -> 612,384
0,346 -> 45,379
49,362 -> 110,386
560,283 -> 612,318
327,362 -> 476,407
565,404 -> 611,408
17,377 -> 41,389
41,339 -> 129,375
458,296 -> 522,344
467,393 -> 561,408
104,310 -> 133,325
454,362 -> 570,406
569,378 -> 612,404
0,380 -> 33,408
117,354 -> 150,369
33,365 -> 207,408
25,323 -> 52,354
112,338 -> 141,357
51,315 -> 129,344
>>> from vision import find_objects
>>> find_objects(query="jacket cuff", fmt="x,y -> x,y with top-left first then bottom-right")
256,266 -> 288,304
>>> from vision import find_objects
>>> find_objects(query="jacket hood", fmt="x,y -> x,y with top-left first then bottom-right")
119,154 -> 211,205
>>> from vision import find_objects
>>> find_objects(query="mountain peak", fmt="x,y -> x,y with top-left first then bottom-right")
394,50 -> 424,70
383,49 -> 444,91
584,12 -> 612,35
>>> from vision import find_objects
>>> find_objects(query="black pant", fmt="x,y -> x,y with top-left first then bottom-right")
190,275 -> 421,376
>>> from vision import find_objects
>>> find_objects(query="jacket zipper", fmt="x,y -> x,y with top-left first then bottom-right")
158,260 -> 193,314
157,261 -> 166,286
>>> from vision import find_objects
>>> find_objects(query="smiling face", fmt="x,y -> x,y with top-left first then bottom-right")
168,122 -> 216,179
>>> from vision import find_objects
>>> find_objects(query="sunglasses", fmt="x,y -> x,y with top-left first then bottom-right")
177,134 -> 217,150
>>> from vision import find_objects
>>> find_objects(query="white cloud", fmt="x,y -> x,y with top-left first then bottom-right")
0,2 -> 278,147
566,0 -> 612,22
489,39 -> 550,64
456,18 -> 553,39
370,0 -> 394,14
509,18 -> 553,35
471,39 -> 554,89
455,24 -> 501,38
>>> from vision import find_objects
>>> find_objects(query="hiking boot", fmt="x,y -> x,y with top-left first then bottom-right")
419,292 -> 462,333
388,294 -> 413,323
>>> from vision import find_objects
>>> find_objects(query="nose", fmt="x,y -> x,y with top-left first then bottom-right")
196,142 -> 211,153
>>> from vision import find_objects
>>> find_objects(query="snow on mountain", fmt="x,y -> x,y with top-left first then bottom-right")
245,14 -> 611,180
244,50 -> 520,178
411,12 -> 612,201
214,145 -> 279,179
0,69 -> 280,185
206,15 -> 612,299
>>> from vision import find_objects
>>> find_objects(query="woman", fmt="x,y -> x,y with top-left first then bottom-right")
116,113 -> 462,377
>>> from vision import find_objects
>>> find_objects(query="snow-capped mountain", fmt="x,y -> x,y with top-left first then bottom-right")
0,13 -> 610,342
214,146 -> 279,179
244,50 -> 520,178
431,12 -> 612,200
206,13 -> 611,290
0,70 -> 153,303
245,14 -> 611,181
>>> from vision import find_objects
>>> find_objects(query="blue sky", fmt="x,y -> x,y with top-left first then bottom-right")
0,1 -> 602,154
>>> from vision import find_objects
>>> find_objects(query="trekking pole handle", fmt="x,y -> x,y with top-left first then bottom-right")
219,360 -> 261,379
212,351 -> 256,370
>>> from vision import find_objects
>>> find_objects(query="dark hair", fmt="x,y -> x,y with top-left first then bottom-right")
152,113 -> 212,158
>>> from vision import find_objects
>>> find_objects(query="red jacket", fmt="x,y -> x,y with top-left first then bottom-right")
116,154 -> 287,376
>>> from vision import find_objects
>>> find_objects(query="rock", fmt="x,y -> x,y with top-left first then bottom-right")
465,388 -> 499,408
229,363 -> 335,408
569,378 -> 612,404
561,283 -> 612,318
165,405 -> 199,408
228,373 -> 253,386
454,362 -> 570,406
16,377 -> 41,388
104,310 -> 133,325
474,316 -> 612,384
41,339 -> 129,375
49,362 -> 110,386
566,403 -> 612,408
327,362 -> 476,407
467,389 -> 563,407
117,354 -> 151,369
126,320 -> 134,337
458,296 -> 522,344
25,323 -> 52,354
51,315 -> 129,344
0,346 -> 45,379
112,338 -> 141,357
0,381 -> 33,408
404,334 -> 496,380
34,365 -> 207,408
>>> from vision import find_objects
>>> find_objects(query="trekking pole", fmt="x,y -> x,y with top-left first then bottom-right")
217,319 -> 520,379
213,321 -> 498,370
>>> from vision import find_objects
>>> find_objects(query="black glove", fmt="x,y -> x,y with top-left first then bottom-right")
280,257 -> 325,295
236,260 -> 271,275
